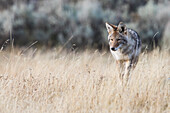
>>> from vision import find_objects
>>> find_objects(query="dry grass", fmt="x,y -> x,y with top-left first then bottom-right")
0,49 -> 169,113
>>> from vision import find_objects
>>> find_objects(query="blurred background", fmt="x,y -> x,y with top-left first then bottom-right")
0,0 -> 169,51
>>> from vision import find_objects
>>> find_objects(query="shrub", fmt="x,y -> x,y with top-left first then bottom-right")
0,0 -> 169,51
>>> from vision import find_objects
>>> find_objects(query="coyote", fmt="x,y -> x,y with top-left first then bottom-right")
105,22 -> 142,82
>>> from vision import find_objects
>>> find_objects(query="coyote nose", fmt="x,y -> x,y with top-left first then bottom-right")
111,47 -> 116,51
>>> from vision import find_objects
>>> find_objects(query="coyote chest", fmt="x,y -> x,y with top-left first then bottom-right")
110,50 -> 129,61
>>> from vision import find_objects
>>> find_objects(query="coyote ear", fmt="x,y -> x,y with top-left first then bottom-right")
106,22 -> 117,33
118,22 -> 127,34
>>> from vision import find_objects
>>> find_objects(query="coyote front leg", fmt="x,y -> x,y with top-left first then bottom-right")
116,61 -> 124,80
124,60 -> 132,82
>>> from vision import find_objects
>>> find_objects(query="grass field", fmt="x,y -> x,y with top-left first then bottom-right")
0,49 -> 169,113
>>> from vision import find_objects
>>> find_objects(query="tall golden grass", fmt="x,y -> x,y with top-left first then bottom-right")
0,49 -> 169,113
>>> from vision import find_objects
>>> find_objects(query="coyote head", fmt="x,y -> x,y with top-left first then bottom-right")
106,22 -> 127,51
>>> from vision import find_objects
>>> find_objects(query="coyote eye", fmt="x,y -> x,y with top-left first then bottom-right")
117,39 -> 121,41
